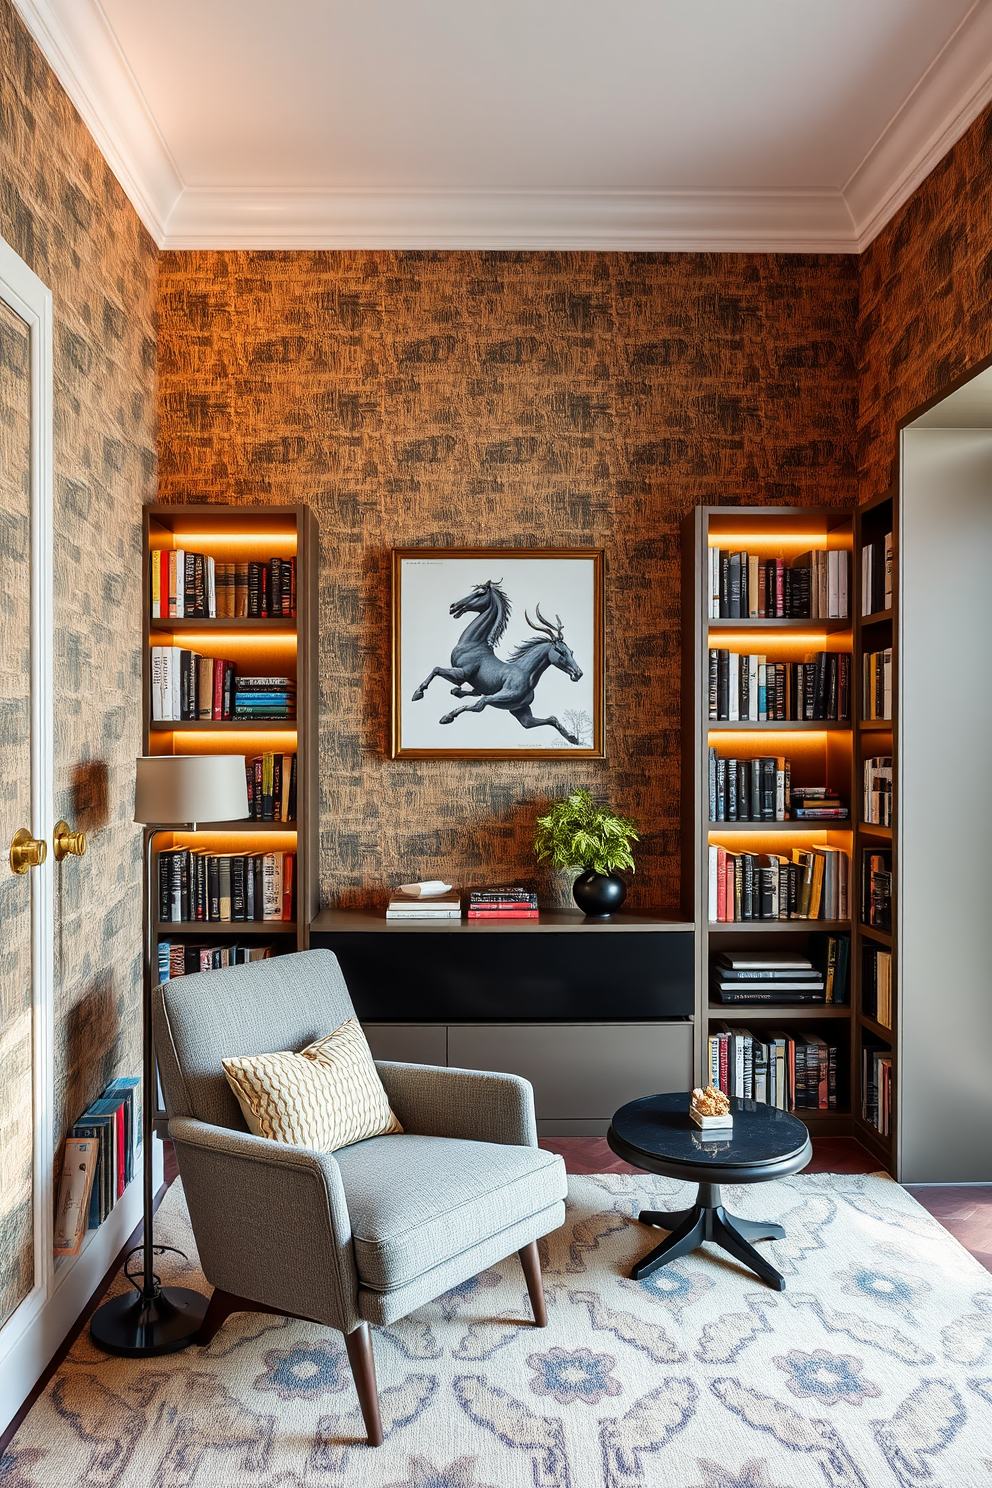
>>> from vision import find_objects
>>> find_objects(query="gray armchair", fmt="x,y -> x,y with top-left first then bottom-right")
152,948 -> 568,1446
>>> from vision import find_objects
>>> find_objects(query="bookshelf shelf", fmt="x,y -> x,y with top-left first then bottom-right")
143,504 -> 318,967
155,921 -> 297,935
857,823 -> 892,839
150,618 -> 298,634
861,608 -> 893,626
858,720 -> 893,732
707,1002 -> 851,1019
859,924 -> 892,947
707,919 -> 851,934
857,1011 -> 893,1041
709,820 -> 851,833
707,618 -> 852,634
150,720 -> 298,732
707,720 -> 850,732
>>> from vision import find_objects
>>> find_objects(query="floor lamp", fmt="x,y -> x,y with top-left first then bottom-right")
90,754 -> 249,1356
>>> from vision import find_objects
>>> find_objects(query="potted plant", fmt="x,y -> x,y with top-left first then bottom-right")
533,788 -> 639,918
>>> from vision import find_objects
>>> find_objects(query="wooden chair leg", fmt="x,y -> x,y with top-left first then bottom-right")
518,1240 -> 548,1327
196,1287 -> 243,1346
345,1322 -> 384,1447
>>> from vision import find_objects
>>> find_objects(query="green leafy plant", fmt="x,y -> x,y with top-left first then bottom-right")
533,788 -> 639,877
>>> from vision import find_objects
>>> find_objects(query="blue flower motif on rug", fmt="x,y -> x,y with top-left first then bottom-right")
527,1346 -> 622,1405
630,1262 -> 713,1314
837,1261 -> 929,1321
253,1342 -> 349,1401
773,1348 -> 882,1406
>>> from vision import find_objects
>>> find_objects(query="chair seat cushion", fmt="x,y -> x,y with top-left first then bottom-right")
333,1134 -> 567,1292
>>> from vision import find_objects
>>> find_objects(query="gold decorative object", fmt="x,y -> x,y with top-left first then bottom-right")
690,1085 -> 734,1131
9,827 -> 47,875
53,820 -> 87,861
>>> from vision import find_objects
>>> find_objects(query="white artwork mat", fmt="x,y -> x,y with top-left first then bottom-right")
398,555 -> 598,751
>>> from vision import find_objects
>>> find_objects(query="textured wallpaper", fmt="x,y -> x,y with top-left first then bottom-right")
0,1 -> 157,1160
158,250 -> 858,910
859,99 -> 992,499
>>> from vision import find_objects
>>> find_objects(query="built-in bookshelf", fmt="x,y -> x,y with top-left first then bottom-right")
142,505 -> 318,974
682,506 -> 857,1139
852,485 -> 897,1166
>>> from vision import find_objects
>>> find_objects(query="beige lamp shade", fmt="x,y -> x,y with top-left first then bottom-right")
134,755 -> 249,825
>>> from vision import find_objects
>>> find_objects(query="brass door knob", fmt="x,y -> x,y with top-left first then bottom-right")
53,821 -> 87,862
10,828 -> 48,875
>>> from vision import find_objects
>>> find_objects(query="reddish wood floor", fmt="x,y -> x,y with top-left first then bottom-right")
540,1137 -> 992,1272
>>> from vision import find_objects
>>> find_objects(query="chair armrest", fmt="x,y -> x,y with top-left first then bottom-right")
169,1115 -> 360,1333
375,1062 -> 539,1147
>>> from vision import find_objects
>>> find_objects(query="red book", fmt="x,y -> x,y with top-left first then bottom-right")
212,657 -> 224,720
468,910 -> 538,919
718,1033 -> 728,1094
282,852 -> 294,922
469,900 -> 536,910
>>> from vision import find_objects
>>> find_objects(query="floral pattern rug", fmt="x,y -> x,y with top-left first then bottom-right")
4,1172 -> 992,1487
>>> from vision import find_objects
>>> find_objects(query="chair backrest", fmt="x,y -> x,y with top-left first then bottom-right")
152,949 -> 357,1129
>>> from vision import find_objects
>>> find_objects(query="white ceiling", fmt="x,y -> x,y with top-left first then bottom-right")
14,0 -> 992,250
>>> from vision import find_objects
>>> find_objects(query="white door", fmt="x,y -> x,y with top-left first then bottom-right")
0,235 -> 53,1356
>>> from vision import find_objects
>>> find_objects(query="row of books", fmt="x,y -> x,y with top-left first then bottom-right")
55,1077 -> 142,1252
862,650 -> 893,721
150,551 -> 297,619
863,756 -> 893,826
158,849 -> 296,923
862,849 -> 892,931
708,752 -> 789,821
863,1046 -> 893,1134
861,532 -> 893,616
708,549 -> 850,619
157,942 -> 274,980
150,649 -> 297,721
246,753 -> 297,821
710,943 -> 849,1005
708,1025 -> 840,1110
708,845 -> 849,922
708,651 -> 850,721
862,945 -> 893,1029
468,887 -> 538,920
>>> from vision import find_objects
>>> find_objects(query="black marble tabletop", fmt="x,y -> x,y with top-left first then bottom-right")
610,1091 -> 810,1171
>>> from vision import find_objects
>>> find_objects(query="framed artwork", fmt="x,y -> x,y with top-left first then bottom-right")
392,548 -> 604,759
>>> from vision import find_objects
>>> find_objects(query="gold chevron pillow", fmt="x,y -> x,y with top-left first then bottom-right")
222,1018 -> 403,1153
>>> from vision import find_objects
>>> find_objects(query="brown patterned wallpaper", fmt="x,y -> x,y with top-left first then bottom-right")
158,250 -> 857,909
859,99 -> 992,499
1,1 -> 157,1153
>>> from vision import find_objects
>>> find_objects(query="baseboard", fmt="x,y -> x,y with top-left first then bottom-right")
538,1119 -> 611,1137
0,1139 -> 163,1437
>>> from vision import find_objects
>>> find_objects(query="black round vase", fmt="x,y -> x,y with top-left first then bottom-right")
572,869 -> 627,919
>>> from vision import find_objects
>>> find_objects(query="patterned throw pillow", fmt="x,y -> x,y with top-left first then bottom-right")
222,1017 -> 403,1152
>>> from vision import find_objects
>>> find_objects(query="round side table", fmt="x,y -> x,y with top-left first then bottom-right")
607,1091 -> 812,1291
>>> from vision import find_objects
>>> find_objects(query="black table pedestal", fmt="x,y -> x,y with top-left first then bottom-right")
634,1180 -> 787,1290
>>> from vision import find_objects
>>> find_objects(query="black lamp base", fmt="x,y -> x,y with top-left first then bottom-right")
90,1287 -> 209,1357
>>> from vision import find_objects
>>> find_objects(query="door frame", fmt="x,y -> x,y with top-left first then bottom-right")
0,232 -> 55,1364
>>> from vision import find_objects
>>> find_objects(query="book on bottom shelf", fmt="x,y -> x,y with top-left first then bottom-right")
158,942 -> 275,979
708,1023 -> 839,1110
862,1046 -> 893,1135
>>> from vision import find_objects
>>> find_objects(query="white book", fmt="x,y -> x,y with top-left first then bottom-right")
884,533 -> 893,608
838,550 -> 849,618
709,1036 -> 720,1089
728,653 -> 739,721
207,556 -> 216,618
171,648 -> 181,721
151,647 -> 164,721
747,655 -> 759,721
262,852 -> 282,920
159,648 -> 173,721
757,661 -> 767,722
708,845 -> 718,920
775,767 -> 785,820
710,547 -> 719,618
386,909 -> 461,919
827,550 -> 839,617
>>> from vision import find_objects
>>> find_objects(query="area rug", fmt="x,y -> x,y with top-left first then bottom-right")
4,1173 -> 992,1488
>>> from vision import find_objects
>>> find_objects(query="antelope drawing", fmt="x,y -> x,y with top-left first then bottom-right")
411,578 -> 585,744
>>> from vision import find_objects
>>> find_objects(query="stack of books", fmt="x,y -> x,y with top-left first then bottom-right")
157,942 -> 273,979
150,647 -> 236,721
863,1046 -> 893,1134
708,751 -> 790,821
69,1077 -> 141,1232
710,950 -> 825,1005
790,786 -> 849,820
468,888 -> 539,920
234,676 -> 296,720
385,892 -> 462,921
861,532 -> 893,616
863,649 -> 893,720
863,756 -> 893,826
862,945 -> 893,1028
708,549 -> 849,619
708,845 -> 849,921
246,752 -> 297,820
149,551 -> 297,619
861,849 -> 892,930
158,848 -> 296,923
708,1025 -> 840,1110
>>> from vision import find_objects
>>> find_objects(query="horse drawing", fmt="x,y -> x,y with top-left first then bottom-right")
411,579 -> 585,744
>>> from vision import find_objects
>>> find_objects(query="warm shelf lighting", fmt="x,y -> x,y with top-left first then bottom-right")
708,535 -> 852,552
708,632 -> 850,648
162,534 -> 298,556
165,731 -> 298,755
160,634 -> 298,649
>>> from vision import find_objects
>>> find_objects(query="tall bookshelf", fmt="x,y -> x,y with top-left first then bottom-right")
141,504 -> 318,962
852,485 -> 897,1167
682,506 -> 858,1140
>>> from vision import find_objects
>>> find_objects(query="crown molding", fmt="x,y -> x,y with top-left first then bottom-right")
162,186 -> 856,252
11,0 -> 181,243
846,0 -> 992,249
13,0 -> 992,253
